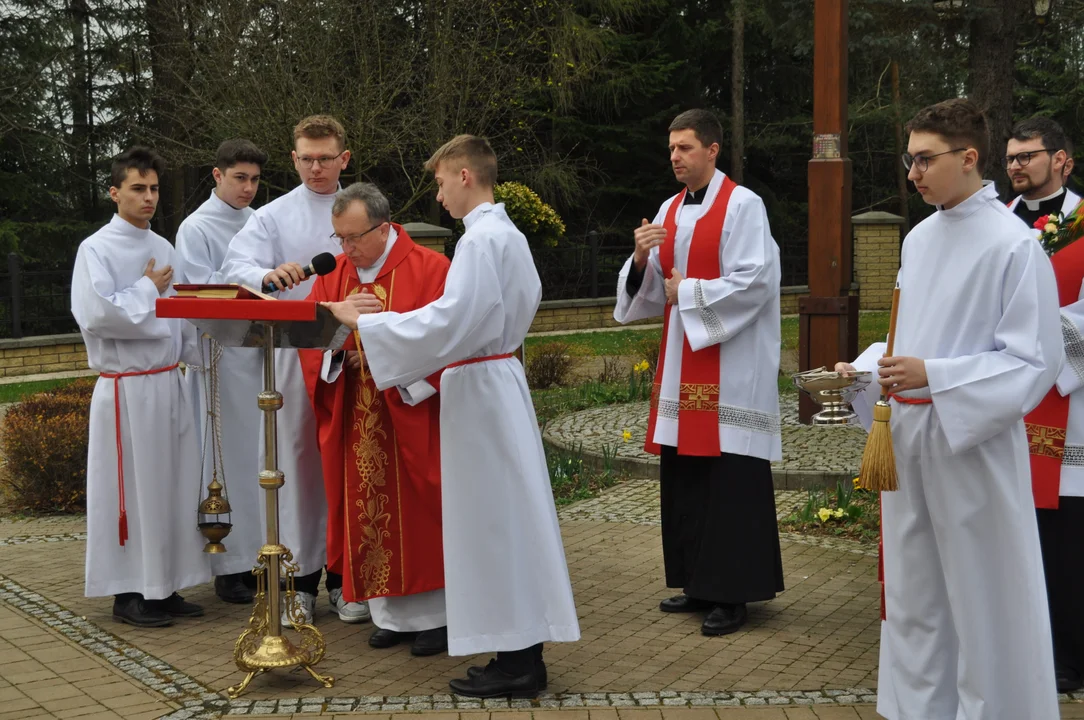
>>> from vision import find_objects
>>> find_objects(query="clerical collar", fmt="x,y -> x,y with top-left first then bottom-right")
463,202 -> 495,231
938,182 -> 997,221
356,227 -> 398,283
684,183 -> 711,206
109,213 -> 152,238
1022,186 -> 1065,211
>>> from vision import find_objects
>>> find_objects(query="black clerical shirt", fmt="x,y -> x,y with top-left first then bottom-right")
626,184 -> 706,296
1013,188 -> 1068,229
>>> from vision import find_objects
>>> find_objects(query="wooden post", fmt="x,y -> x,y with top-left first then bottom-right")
798,0 -> 857,423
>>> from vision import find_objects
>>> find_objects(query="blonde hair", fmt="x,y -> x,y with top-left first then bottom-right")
424,134 -> 497,188
293,115 -> 346,151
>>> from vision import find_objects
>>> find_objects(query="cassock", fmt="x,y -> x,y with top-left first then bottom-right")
175,191 -> 264,577
1018,187 -> 1084,687
849,183 -> 1061,720
71,214 -> 209,599
1008,186 -> 1082,229
301,226 -> 449,632
220,183 -> 343,577
613,168 -> 784,604
353,202 -> 580,656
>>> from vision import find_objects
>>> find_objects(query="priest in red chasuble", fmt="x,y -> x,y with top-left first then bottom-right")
302,182 -> 450,656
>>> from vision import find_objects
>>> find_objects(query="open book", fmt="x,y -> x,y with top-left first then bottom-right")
171,283 -> 276,300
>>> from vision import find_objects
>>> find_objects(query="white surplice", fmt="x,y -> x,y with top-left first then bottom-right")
849,184 -> 1062,720
613,169 -> 782,461
354,202 -> 580,655
220,184 -> 343,576
175,191 -> 265,575
72,215 -> 209,599
1009,187 -> 1084,498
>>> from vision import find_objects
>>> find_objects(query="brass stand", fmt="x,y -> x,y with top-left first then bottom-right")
227,325 -> 333,698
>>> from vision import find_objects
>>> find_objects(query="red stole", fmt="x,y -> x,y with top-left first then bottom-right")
644,176 -> 738,456
1024,237 -> 1084,509
301,226 -> 449,602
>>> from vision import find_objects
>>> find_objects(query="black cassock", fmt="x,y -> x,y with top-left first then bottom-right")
659,447 -> 784,604
1037,497 -> 1084,680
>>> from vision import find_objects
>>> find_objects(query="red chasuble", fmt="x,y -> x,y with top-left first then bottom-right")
1024,237 -> 1084,510
644,176 -> 738,456
301,226 -> 450,603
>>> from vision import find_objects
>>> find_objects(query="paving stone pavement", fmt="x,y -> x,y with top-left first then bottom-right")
1,469 -> 1080,717
542,396 -> 866,488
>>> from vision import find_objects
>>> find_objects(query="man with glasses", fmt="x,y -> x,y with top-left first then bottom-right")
1010,117 -> 1084,694
220,115 -> 371,626
1005,117 -> 1080,228
301,182 -> 451,656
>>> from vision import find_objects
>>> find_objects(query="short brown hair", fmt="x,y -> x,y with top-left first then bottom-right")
668,109 -> 723,150
424,134 -> 498,188
293,115 -> 346,151
111,146 -> 165,188
905,98 -> 990,171
215,138 -> 268,171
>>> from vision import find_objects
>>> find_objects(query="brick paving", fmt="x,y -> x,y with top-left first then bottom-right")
542,396 -> 866,488
1,401 -> 1082,717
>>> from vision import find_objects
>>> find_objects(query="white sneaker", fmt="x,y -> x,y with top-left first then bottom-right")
280,591 -> 316,627
329,587 -> 371,624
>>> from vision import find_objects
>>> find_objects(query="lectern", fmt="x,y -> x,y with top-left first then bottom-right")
157,286 -> 351,698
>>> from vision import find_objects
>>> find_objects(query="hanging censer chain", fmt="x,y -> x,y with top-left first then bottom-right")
196,334 -> 232,551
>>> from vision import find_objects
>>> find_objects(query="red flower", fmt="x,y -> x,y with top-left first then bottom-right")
1034,214 -> 1051,230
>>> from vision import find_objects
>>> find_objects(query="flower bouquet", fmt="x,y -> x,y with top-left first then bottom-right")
1035,198 -> 1084,256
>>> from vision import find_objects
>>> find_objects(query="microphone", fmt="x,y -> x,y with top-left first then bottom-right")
262,252 -> 337,293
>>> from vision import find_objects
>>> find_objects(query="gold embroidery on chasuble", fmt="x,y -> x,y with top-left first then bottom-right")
347,277 -> 396,597
678,382 -> 720,412
1027,422 -> 1067,460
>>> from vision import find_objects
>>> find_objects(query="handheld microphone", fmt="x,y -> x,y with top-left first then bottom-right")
262,252 -> 337,293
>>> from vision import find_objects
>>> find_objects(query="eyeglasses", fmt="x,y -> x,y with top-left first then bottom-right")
330,223 -> 384,247
901,148 -> 968,172
1002,149 -> 1057,169
296,151 -> 345,168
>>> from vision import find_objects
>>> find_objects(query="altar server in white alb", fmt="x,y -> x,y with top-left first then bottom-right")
838,98 -> 1061,720
175,138 -> 267,605
613,109 -> 783,637
1007,117 -> 1084,694
71,146 -> 209,628
219,115 -> 369,626
320,135 -> 579,698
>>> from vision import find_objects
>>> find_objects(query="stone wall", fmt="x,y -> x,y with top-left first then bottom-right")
0,334 -> 88,378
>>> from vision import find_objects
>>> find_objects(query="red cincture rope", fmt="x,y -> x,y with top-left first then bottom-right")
447,352 -> 515,369
98,363 -> 179,546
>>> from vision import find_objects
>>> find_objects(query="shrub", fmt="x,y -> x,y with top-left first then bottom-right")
1,379 -> 94,513
525,341 -> 574,389
493,181 -> 565,248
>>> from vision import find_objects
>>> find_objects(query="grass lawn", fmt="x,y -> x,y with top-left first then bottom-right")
0,377 -> 82,405
779,311 -> 890,356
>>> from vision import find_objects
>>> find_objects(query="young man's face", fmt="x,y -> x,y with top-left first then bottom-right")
213,161 -> 261,209
109,168 -> 159,227
292,136 -> 349,195
668,128 -> 718,188
905,131 -> 976,207
332,201 -> 389,270
433,161 -> 470,220
1005,136 -> 1065,196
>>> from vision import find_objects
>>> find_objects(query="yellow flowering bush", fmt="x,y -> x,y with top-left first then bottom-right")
1,380 -> 93,513
493,181 -> 565,248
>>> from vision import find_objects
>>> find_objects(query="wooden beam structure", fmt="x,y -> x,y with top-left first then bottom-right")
798,0 -> 858,423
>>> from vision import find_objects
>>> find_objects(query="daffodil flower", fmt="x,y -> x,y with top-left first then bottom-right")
852,477 -> 861,489
817,507 -> 832,523
834,508 -> 845,519
622,429 -> 632,443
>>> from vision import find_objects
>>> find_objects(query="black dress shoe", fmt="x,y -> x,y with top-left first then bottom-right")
411,626 -> 448,656
148,592 -> 205,618
701,603 -> 747,636
468,661 -> 548,689
241,571 -> 258,590
112,594 -> 173,628
369,627 -> 407,649
659,593 -> 714,613
215,574 -> 254,604
449,661 -> 540,699
1056,663 -> 1083,693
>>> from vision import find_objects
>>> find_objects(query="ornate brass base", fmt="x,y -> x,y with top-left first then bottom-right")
226,544 -> 333,698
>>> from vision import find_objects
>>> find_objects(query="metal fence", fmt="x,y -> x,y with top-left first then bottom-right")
0,254 -> 78,339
